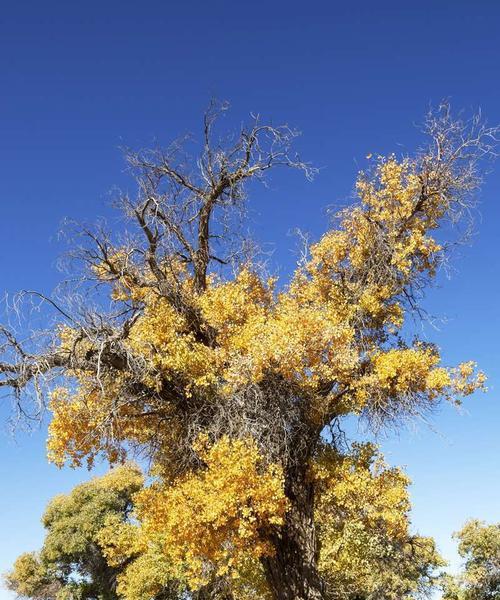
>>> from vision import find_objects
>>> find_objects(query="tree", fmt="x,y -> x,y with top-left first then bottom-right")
4,465 -> 151,600
0,102 -> 497,599
442,520 -> 500,600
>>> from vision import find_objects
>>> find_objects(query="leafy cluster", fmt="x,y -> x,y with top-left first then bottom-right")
442,520 -> 500,600
99,436 -> 288,592
5,465 -> 143,600
313,443 -> 444,599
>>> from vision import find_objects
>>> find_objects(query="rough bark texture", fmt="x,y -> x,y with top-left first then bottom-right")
263,464 -> 325,600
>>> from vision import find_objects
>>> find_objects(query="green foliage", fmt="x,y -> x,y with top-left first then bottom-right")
5,465 -> 143,600
4,552 -> 61,600
442,520 -> 500,600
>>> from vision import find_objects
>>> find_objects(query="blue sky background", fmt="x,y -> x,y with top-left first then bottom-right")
0,1 -> 499,597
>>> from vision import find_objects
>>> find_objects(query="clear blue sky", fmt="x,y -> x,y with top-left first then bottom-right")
0,1 -> 499,597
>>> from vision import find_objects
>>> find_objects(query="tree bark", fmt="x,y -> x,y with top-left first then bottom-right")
262,463 -> 325,600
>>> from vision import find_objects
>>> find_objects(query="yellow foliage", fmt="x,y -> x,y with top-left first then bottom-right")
99,436 -> 287,592
313,444 -> 444,598
49,151 -> 485,466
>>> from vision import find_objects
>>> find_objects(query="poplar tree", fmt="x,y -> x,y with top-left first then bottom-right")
0,103 -> 497,600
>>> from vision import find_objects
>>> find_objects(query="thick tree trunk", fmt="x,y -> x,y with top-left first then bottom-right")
262,464 -> 325,600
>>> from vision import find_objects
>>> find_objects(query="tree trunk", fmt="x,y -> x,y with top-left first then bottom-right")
262,463 -> 325,600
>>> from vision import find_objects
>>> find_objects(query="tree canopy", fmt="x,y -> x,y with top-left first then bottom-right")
5,465 -> 144,600
0,102 -> 497,600
442,520 -> 500,600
